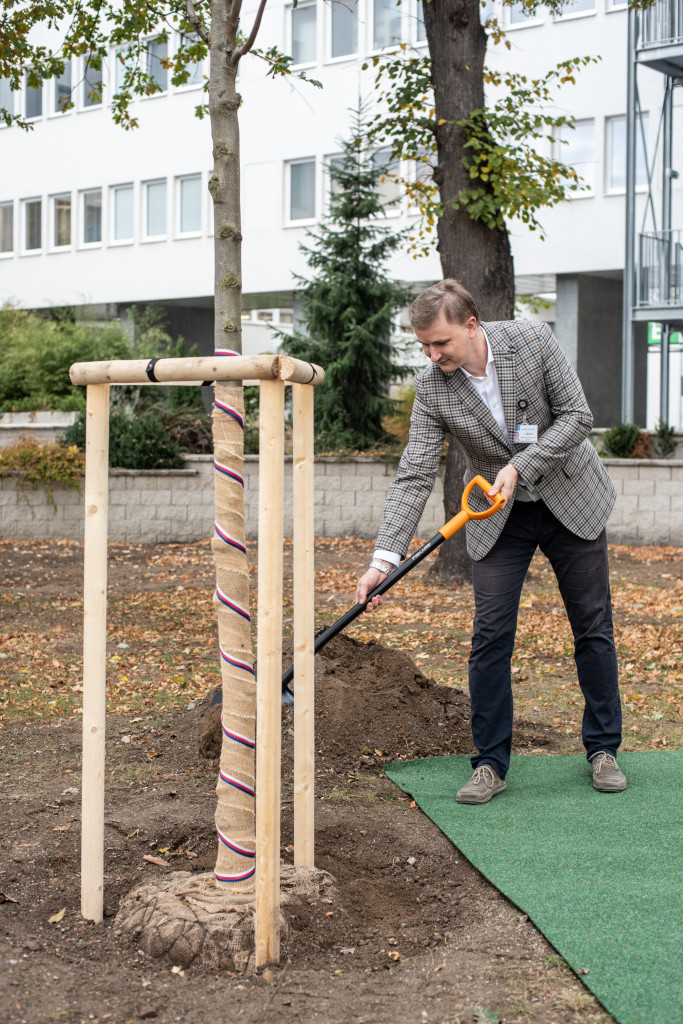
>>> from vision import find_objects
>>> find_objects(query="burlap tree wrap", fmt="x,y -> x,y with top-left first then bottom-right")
211,383 -> 256,891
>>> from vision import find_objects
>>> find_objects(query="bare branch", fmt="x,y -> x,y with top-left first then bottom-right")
186,0 -> 210,43
232,0 -> 268,63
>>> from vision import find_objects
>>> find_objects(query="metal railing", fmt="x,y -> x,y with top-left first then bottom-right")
639,0 -> 683,48
637,229 -> 683,307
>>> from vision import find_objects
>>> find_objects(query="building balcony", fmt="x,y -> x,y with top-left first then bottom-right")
635,229 -> 683,322
637,0 -> 683,74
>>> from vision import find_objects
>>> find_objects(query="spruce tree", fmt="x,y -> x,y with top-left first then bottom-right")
279,106 -> 414,451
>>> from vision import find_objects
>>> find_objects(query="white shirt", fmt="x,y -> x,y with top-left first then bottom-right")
374,328 -> 537,569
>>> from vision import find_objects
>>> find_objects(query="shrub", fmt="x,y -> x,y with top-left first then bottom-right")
0,305 -> 132,413
602,423 -> 641,458
64,410 -> 183,470
653,420 -> 677,458
0,439 -> 84,507
159,408 -> 213,454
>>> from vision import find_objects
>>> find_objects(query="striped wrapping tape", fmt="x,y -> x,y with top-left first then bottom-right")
216,585 -> 251,622
214,397 -> 244,429
214,349 -> 239,357
214,459 -> 244,486
219,768 -> 255,797
221,713 -> 255,748
219,645 -> 254,677
214,522 -> 246,554
214,825 -> 255,883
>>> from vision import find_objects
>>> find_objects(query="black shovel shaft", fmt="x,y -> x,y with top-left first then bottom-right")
281,531 -> 445,690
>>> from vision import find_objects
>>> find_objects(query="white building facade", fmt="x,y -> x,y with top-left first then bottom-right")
1,0 -> 682,425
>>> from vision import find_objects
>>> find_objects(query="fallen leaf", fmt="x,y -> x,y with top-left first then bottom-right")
0,892 -> 18,904
388,951 -> 400,961
325,911 -> 334,918
576,967 -> 590,975
409,800 -> 417,809
339,948 -> 355,954
53,822 -> 71,832
143,855 -> 170,867
48,908 -> 66,924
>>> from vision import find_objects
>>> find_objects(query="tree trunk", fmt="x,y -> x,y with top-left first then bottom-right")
208,0 -> 256,892
423,0 -> 515,583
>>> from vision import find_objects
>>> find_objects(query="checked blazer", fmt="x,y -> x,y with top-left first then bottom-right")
375,319 -> 616,561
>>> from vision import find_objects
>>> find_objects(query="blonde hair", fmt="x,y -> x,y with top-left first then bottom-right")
410,279 -> 480,329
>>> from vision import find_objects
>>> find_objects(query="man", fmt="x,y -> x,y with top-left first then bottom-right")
356,279 -> 625,804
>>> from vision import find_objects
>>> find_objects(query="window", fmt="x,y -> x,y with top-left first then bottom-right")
331,0 -> 357,57
409,148 -> 434,207
326,154 -> 345,206
557,120 -> 595,193
1,77 -> 14,119
178,175 -> 202,233
373,0 -> 402,48
146,37 -> 168,92
24,199 -> 42,250
289,160 -> 316,221
607,114 -> 648,191
83,56 -> 102,107
112,185 -> 134,241
416,0 -> 427,41
145,180 -> 167,236
53,195 -> 71,247
25,77 -> 42,119
113,47 -> 136,92
179,33 -> 203,87
82,190 -> 102,244
372,149 -> 401,209
507,1 -> 542,24
557,0 -> 595,13
0,202 -> 13,253
54,62 -> 71,112
292,3 -> 316,65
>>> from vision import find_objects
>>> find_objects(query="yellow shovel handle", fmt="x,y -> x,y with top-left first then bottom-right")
438,475 -> 506,540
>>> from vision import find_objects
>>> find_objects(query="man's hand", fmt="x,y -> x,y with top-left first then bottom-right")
487,464 -> 519,504
355,567 -> 386,613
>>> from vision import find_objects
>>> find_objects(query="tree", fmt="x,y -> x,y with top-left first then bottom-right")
1,0 -> 324,968
367,0 -> 598,581
279,105 -> 414,451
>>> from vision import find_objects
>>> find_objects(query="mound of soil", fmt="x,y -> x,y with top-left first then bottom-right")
200,633 -> 474,771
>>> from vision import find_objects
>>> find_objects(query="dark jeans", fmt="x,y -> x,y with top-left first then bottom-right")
469,500 -> 622,779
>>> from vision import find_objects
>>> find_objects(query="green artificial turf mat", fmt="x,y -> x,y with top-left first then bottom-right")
384,752 -> 683,1024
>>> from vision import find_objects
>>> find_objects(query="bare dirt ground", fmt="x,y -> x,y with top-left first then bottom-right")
1,536 -> 681,1024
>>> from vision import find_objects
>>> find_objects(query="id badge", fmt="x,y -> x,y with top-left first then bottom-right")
514,423 -> 538,444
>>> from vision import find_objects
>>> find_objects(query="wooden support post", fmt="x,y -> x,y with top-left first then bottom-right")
292,384 -> 315,868
81,383 -> 110,922
255,379 -> 285,967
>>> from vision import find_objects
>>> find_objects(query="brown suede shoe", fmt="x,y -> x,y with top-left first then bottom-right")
456,765 -> 506,805
590,752 -> 627,792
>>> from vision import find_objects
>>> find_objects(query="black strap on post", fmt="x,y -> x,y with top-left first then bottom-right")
145,358 -> 160,383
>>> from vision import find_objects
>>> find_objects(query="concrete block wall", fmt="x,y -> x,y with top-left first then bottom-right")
603,459 -> 683,546
1,455 -> 681,546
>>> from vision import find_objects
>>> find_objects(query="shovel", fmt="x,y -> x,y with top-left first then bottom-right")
281,474 -> 505,703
